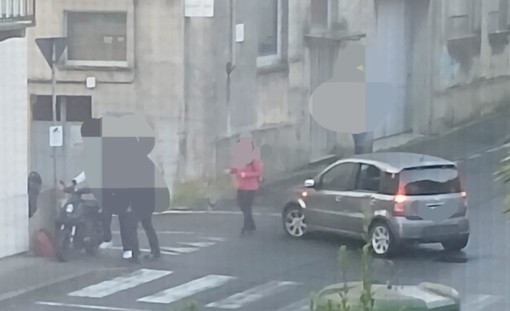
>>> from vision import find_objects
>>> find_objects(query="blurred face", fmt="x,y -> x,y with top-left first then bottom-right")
232,136 -> 258,167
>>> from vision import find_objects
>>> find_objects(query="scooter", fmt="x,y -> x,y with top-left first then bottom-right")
54,180 -> 104,262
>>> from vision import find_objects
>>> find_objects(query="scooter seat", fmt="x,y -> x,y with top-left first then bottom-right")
82,200 -> 100,209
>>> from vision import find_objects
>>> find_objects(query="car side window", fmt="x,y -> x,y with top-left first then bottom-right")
320,163 -> 359,191
356,164 -> 382,192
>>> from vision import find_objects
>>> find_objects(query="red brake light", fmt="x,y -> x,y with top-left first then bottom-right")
393,183 -> 406,216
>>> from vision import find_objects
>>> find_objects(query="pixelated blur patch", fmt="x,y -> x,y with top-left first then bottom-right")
231,136 -> 260,168
79,112 -> 170,212
308,41 -> 396,134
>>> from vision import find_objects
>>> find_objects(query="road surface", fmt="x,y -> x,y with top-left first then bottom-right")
2,143 -> 510,311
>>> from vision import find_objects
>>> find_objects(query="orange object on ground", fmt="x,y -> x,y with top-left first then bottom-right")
33,229 -> 55,258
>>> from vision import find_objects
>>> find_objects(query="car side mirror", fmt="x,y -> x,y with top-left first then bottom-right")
304,179 -> 315,188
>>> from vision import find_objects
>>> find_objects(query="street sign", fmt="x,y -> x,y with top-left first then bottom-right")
185,0 -> 214,17
49,126 -> 63,147
35,37 -> 67,68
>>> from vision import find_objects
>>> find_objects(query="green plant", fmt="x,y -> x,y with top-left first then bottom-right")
494,152 -> 510,213
337,245 -> 351,311
170,301 -> 199,311
359,208 -> 375,311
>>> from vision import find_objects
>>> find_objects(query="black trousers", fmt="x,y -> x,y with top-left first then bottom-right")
237,190 -> 256,232
126,212 -> 160,257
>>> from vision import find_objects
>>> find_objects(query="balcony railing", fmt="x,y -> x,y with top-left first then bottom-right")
0,0 -> 35,28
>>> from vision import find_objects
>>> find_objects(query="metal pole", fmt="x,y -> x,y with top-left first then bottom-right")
51,42 -> 57,207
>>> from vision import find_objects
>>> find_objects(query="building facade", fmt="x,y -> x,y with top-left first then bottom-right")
0,0 -> 35,258
27,0 -> 358,204
337,0 -> 510,139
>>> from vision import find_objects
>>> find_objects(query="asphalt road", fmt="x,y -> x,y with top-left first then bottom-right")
2,143 -> 510,311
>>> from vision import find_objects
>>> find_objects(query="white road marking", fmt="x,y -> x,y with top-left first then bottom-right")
462,294 -> 502,311
467,153 -> 482,160
103,246 -> 178,256
275,298 -> 311,311
138,275 -> 235,304
395,286 -> 456,309
36,302 -> 149,311
206,281 -> 300,309
156,210 -> 280,217
179,241 -> 217,248
112,230 -> 195,235
68,269 -> 172,298
487,147 -> 501,153
160,246 -> 199,254
203,237 -> 226,242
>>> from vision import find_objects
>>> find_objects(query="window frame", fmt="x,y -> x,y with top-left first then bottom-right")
63,10 -> 129,68
256,0 -> 283,68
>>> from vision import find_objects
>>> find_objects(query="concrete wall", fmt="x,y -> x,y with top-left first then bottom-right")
0,37 -> 29,258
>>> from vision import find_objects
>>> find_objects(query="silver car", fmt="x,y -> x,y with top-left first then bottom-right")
282,152 -> 470,257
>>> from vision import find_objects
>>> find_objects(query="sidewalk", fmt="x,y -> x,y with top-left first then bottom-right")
0,253 -> 126,304
170,111 -> 510,213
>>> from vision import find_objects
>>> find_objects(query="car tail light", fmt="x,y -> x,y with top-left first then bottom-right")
393,184 -> 406,217
460,191 -> 468,211
301,191 -> 308,198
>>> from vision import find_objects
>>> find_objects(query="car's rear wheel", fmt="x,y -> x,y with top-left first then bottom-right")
369,222 -> 396,258
442,235 -> 469,252
283,205 -> 307,238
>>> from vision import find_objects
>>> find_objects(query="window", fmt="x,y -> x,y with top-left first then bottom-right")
65,96 -> 92,122
66,12 -> 127,65
30,95 -> 92,122
487,0 -> 503,32
356,164 -> 381,192
311,0 -> 329,30
379,172 -> 399,195
257,0 -> 282,67
31,95 -> 62,121
400,166 -> 462,196
447,0 -> 478,38
320,163 -> 358,191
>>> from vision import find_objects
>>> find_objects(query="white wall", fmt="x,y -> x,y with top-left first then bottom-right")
0,37 -> 29,258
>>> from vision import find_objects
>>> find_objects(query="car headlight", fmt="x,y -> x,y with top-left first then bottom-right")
65,204 -> 74,213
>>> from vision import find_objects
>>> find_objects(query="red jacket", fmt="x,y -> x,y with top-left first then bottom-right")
231,160 -> 263,191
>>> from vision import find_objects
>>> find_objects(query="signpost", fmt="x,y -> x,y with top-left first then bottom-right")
35,37 -> 67,207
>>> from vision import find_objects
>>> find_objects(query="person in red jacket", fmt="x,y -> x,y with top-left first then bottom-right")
226,137 -> 263,236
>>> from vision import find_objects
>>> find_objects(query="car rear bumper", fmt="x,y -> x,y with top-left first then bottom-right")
389,217 -> 469,243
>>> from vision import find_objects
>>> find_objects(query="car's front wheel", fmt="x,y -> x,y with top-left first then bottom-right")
442,235 -> 469,252
369,222 -> 396,258
283,205 -> 307,238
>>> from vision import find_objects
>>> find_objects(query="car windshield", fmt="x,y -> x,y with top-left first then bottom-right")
400,166 -> 462,195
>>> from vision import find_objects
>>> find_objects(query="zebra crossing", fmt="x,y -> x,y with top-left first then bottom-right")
104,233 -> 226,258
35,268 -> 505,311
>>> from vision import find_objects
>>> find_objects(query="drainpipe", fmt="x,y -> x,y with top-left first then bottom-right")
226,0 -> 237,136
